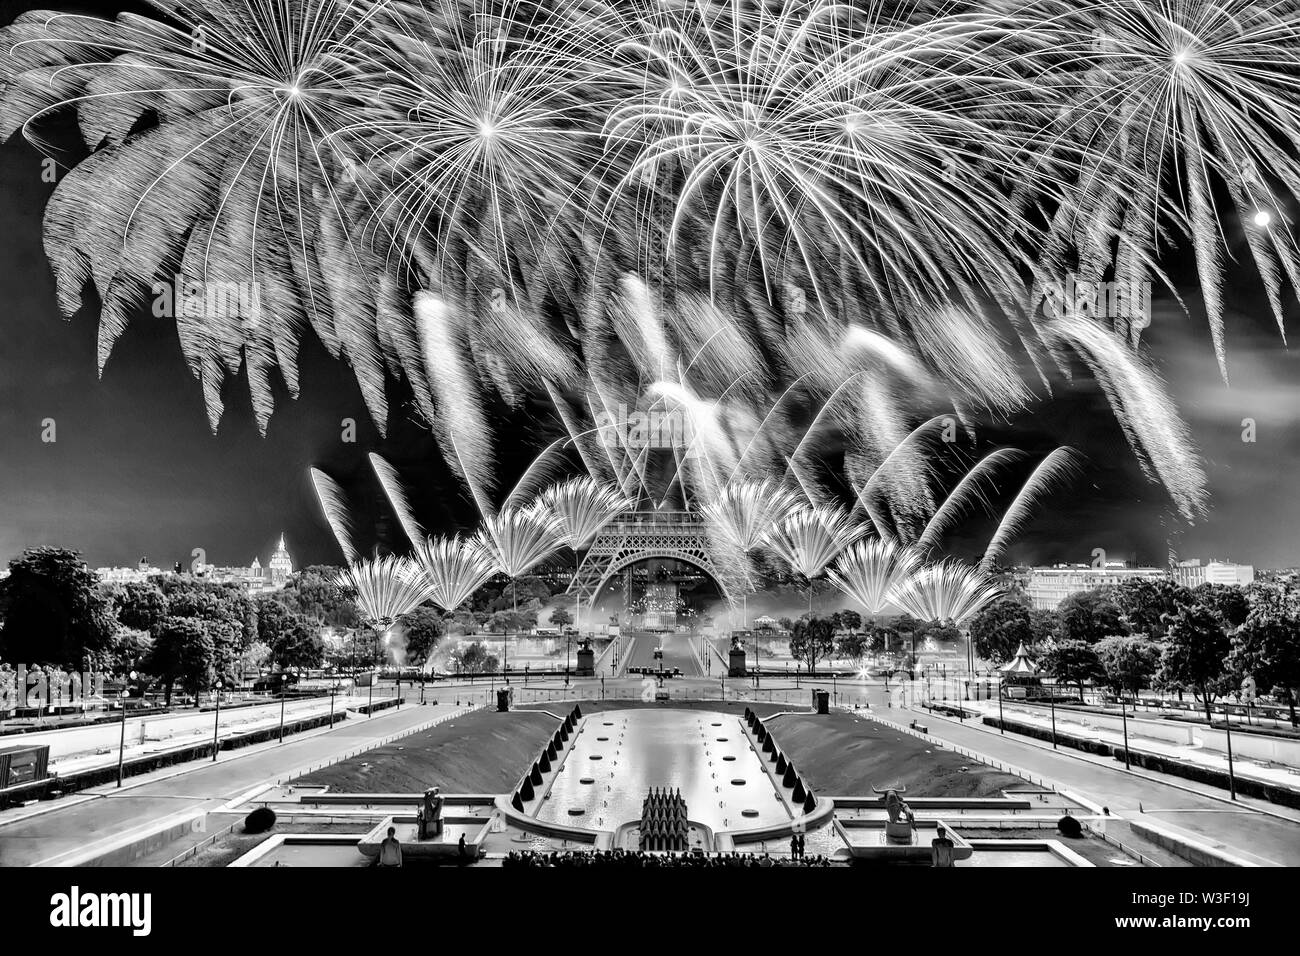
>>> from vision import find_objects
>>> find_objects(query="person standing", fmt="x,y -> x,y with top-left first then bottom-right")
378,826 -> 403,867
797,833 -> 806,859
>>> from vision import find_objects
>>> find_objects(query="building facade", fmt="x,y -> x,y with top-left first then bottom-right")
1025,564 -> 1169,610
1172,559 -> 1255,589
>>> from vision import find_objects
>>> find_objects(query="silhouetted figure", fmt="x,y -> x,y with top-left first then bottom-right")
378,827 -> 402,867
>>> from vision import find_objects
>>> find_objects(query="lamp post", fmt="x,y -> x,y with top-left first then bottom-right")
1049,687 -> 1058,750
211,680 -> 222,762
997,680 -> 1005,735
329,680 -> 337,728
1120,692 -> 1131,770
116,671 -> 137,788
1224,706 -> 1238,801
278,673 -> 288,743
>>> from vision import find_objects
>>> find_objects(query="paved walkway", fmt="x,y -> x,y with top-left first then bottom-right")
0,702 -> 467,867
883,698 -> 1300,866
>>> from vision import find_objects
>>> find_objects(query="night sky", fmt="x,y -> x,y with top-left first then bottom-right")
1,2 -> 1298,572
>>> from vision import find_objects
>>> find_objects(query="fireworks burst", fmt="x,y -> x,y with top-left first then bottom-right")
334,554 -> 437,628
887,559 -> 1002,624
826,537 -> 921,615
762,504 -> 867,583
410,534 -> 498,611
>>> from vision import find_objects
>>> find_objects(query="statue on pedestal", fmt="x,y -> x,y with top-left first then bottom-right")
418,786 -> 444,840
873,785 -> 916,845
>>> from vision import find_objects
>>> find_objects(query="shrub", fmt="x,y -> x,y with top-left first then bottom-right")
1057,814 -> 1082,838
244,806 -> 277,834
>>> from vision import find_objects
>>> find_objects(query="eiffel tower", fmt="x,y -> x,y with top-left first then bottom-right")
567,510 -> 744,609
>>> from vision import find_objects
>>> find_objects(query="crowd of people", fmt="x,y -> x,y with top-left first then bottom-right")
502,848 -> 835,868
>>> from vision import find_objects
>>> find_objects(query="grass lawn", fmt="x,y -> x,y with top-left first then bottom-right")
294,709 -> 559,793
769,712 -> 1024,797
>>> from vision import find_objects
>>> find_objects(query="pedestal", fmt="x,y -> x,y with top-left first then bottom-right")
728,647 -> 747,678
576,646 -> 595,677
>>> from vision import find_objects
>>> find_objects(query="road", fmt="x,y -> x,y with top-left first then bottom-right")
12,694 -> 371,774
0,701 -> 463,867
623,632 -> 704,677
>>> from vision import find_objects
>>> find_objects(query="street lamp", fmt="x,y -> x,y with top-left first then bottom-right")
278,673 -> 288,743
1223,705 -> 1238,801
1049,686 -> 1058,749
211,678 -> 222,762
997,679 -> 1005,735
1119,691 -> 1131,770
116,670 -> 137,788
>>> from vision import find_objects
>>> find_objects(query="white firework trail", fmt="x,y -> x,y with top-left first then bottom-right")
980,446 -> 1083,571
369,452 -> 426,549
1045,315 -> 1206,521
310,466 -> 360,564
915,447 -> 1030,553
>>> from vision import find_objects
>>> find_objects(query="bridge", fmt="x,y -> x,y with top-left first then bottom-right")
566,511 -> 744,610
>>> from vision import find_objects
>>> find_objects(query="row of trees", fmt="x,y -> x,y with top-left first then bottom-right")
969,578 -> 1300,724
0,548 -> 576,705
0,549 -> 358,704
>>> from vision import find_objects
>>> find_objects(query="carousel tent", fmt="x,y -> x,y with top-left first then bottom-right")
1000,643 -> 1038,677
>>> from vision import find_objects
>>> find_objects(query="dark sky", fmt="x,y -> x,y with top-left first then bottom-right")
1,2 -> 1298,571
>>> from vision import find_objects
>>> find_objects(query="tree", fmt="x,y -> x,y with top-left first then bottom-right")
0,548 -> 117,668
549,607 -> 573,629
1229,589 -> 1300,727
1160,602 -> 1231,723
1107,578 -> 1191,638
868,624 -> 898,654
970,599 -> 1031,665
1192,584 -> 1250,630
1040,639 -> 1103,701
398,607 -> 445,667
269,619 -> 324,671
106,627 -> 153,675
836,630 -> 868,666
836,609 -> 862,635
1029,608 -> 1061,645
789,615 -> 835,675
1094,635 -> 1162,699
277,566 -> 360,628
1056,591 -> 1125,644
114,581 -> 168,631
241,641 -> 271,678
146,616 -> 215,705
452,641 -> 498,674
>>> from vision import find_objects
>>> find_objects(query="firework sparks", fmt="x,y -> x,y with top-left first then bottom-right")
826,536 -> 921,615
888,559 -> 1002,624
410,534 -> 498,611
